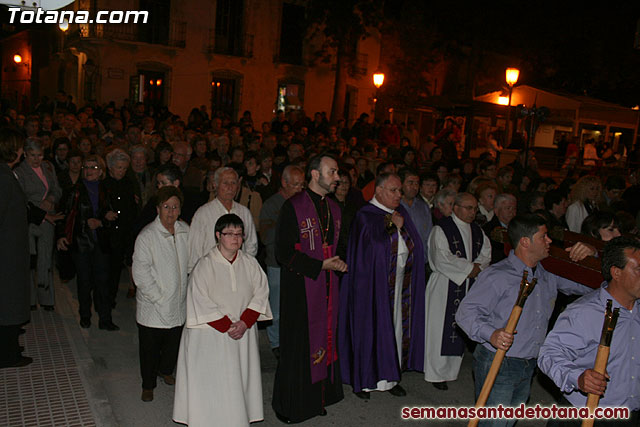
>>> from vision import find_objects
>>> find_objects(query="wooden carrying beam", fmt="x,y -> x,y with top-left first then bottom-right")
543,228 -> 604,289
493,226 -> 604,289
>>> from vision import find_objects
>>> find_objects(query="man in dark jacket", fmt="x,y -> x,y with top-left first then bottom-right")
482,193 -> 517,264
0,127 -> 32,368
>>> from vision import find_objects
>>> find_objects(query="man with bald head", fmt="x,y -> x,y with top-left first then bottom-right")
339,172 -> 426,400
172,141 -> 202,192
187,167 -> 258,272
424,192 -> 491,390
259,165 -> 305,357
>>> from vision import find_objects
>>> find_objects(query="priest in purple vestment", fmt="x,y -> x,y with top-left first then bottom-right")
272,154 -> 347,424
339,172 -> 426,400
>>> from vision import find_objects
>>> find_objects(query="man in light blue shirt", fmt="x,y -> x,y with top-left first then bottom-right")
456,214 -> 595,427
538,236 -> 640,426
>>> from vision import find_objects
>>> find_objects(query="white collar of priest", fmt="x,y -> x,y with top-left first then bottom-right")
452,212 -> 469,229
370,196 -> 394,214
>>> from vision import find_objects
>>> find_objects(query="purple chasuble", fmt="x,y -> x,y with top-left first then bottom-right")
339,203 -> 426,393
438,215 -> 483,356
290,190 -> 341,384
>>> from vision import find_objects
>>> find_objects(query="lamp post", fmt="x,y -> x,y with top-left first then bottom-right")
504,67 -> 520,147
373,68 -> 385,119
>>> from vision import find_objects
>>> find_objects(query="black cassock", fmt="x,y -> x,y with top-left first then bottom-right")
271,189 -> 344,423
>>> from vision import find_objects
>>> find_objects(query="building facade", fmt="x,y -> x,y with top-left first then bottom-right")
2,0 -> 382,126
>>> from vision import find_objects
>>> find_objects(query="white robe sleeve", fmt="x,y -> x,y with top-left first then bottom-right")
242,212 -> 259,257
246,257 -> 272,321
477,232 -> 492,270
428,226 -> 473,285
186,255 -> 226,328
187,209 -> 207,273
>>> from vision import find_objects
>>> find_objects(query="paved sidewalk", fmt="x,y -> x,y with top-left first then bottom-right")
0,279 -> 116,427
2,274 -> 560,426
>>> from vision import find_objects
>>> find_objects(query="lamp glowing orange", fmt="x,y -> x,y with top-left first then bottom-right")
373,71 -> 385,89
156,79 -> 162,86
13,54 -> 22,64
506,68 -> 520,87
149,80 -> 154,85
498,96 -> 509,105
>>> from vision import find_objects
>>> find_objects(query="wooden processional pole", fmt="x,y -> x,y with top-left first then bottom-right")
468,271 -> 537,427
581,299 -> 619,427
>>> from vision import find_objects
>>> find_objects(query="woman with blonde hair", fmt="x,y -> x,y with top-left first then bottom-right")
15,138 -> 62,311
565,175 -> 601,232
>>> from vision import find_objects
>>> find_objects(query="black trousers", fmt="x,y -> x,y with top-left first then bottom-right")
137,323 -> 183,390
107,245 -> 126,306
73,247 -> 111,321
0,324 -> 22,367
56,247 -> 76,281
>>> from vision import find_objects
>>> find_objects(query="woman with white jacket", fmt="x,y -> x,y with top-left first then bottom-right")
132,186 -> 189,402
565,175 -> 601,232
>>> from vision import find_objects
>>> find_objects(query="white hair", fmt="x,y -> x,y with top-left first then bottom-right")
213,166 -> 239,187
494,193 -> 517,209
105,148 -> 130,168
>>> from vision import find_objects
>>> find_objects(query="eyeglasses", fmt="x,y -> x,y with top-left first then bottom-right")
220,232 -> 243,238
83,165 -> 100,170
161,204 -> 180,210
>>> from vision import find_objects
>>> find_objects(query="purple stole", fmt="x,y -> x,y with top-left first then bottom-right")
290,191 -> 341,384
387,223 -> 415,369
438,215 -> 483,356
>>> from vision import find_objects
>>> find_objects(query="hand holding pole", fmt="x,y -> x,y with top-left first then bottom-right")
581,299 -> 619,427
468,270 -> 537,427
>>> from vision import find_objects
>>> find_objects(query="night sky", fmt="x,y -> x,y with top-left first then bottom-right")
385,1 -> 640,107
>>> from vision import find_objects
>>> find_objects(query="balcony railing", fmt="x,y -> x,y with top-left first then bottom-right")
204,29 -> 253,58
76,20 -> 186,48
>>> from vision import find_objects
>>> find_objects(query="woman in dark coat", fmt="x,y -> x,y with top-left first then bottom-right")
56,154 -> 119,330
103,148 -> 138,305
0,127 -> 32,368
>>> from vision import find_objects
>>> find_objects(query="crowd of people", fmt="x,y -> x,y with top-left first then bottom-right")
0,98 -> 639,426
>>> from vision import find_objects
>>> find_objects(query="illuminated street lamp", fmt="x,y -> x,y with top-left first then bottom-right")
504,67 -> 520,147
372,68 -> 385,118
506,68 -> 519,87
373,70 -> 385,89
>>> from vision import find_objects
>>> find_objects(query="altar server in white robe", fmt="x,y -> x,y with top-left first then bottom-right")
173,214 -> 271,427
424,192 -> 491,390
187,167 -> 258,273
